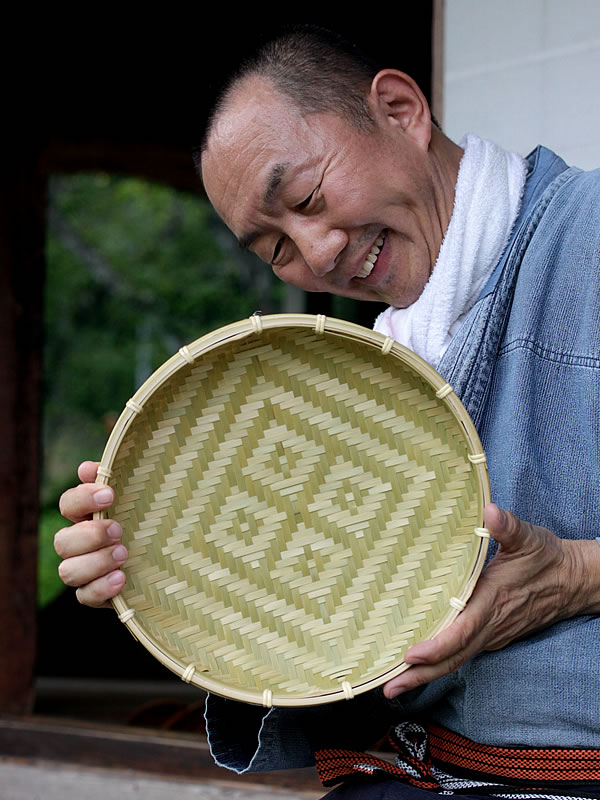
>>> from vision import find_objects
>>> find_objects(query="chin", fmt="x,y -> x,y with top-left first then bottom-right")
385,279 -> 430,309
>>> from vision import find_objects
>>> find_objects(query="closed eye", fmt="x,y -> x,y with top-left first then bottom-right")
295,188 -> 317,212
272,236 -> 285,264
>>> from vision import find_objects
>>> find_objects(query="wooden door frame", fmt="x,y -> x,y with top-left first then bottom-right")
0,6 -> 443,778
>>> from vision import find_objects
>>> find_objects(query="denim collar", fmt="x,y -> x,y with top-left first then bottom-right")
437,146 -> 574,426
476,146 -> 570,301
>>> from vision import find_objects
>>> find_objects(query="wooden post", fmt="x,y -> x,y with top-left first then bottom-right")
0,152 -> 46,712
431,0 -> 445,125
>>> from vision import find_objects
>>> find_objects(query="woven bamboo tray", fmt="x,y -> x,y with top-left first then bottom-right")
95,313 -> 490,707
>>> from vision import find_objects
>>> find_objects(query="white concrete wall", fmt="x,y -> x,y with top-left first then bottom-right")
443,0 -> 600,169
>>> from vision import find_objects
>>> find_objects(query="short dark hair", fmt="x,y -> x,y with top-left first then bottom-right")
199,25 -> 383,158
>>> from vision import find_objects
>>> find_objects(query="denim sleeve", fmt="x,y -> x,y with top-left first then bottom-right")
204,687 -> 399,773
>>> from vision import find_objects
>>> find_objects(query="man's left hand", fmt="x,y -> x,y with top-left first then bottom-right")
384,503 -> 600,699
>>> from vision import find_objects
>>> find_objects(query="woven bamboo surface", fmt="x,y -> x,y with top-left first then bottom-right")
96,314 -> 489,707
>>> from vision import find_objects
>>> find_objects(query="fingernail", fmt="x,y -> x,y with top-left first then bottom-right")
107,522 -> 122,539
94,488 -> 113,507
112,545 -> 128,562
108,570 -> 125,587
387,687 -> 405,699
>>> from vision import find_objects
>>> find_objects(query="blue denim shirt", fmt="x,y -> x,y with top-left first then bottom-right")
205,147 -> 600,772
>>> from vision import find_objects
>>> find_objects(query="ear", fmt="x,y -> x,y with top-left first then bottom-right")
368,69 -> 432,150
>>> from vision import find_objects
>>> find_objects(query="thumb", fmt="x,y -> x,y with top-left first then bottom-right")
483,503 -> 531,554
78,460 -> 100,484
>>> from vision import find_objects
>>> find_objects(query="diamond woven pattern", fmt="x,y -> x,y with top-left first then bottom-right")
106,322 -> 486,705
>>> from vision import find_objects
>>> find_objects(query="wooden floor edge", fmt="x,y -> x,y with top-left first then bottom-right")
0,714 -> 323,792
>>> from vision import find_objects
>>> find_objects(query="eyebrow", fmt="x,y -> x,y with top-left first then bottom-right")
238,162 -> 289,251
263,162 -> 288,210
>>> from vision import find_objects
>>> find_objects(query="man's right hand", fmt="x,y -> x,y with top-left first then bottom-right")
54,461 -> 128,607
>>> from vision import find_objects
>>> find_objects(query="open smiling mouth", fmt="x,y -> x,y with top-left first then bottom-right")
356,231 -> 386,279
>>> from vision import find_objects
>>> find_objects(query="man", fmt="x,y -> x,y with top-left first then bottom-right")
55,26 -> 600,799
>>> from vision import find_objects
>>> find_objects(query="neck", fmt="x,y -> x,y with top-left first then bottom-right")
428,126 -> 464,242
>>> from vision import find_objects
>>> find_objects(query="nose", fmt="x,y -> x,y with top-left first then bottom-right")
291,221 -> 347,277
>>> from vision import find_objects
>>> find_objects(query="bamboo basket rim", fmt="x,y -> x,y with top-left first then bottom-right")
95,313 -> 490,707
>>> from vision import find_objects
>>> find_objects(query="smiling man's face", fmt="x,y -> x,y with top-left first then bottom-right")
202,74 -> 456,309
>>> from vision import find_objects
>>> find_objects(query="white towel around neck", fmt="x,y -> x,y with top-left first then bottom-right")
373,133 -> 527,368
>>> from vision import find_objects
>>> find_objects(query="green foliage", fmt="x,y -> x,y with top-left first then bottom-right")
39,508 -> 66,608
40,173 -> 282,607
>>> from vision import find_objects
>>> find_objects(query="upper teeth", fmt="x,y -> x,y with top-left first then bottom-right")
357,233 -> 385,278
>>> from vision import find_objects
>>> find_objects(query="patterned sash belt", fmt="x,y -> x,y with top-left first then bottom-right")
315,722 -> 600,795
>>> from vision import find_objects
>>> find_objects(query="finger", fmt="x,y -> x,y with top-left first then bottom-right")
384,621 -> 487,698
405,575 -> 496,665
59,483 -> 115,524
384,574 -> 499,698
75,569 -> 126,608
483,503 -> 527,552
401,506 -> 516,671
384,649 -> 473,698
58,543 -> 128,587
77,461 -> 100,484
404,624 -> 472,665
401,622 -> 480,669
54,519 -> 122,558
